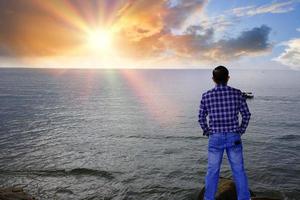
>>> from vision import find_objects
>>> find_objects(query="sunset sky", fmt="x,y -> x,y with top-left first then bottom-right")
0,0 -> 299,69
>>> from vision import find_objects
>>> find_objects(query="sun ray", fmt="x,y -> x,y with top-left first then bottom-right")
120,69 -> 181,125
31,0 -> 90,33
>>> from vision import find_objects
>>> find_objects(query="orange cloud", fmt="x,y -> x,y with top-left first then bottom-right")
0,0 -> 272,67
0,1 -> 86,56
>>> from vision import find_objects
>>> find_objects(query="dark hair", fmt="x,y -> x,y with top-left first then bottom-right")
213,66 -> 229,85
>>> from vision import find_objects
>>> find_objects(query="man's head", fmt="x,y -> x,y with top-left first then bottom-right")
212,66 -> 229,85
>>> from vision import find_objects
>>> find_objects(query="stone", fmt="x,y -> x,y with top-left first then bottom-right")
198,177 -> 281,200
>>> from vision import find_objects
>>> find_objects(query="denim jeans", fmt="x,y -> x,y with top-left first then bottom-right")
204,132 -> 250,200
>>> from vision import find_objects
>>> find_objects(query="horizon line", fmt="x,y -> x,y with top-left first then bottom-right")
0,66 -> 294,71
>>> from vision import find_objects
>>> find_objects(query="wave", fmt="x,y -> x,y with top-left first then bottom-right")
0,168 -> 115,180
125,135 -> 202,140
259,96 -> 300,103
276,134 -> 300,140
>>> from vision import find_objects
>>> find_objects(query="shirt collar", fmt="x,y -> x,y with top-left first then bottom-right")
215,84 -> 228,88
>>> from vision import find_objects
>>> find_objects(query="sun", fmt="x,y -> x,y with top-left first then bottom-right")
87,29 -> 113,51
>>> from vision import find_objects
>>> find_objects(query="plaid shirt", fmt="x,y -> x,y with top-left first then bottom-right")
198,84 -> 251,136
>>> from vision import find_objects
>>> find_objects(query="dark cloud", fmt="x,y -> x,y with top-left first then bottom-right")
125,25 -> 272,62
217,25 -> 272,56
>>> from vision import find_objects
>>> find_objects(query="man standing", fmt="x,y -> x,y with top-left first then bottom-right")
198,66 -> 251,200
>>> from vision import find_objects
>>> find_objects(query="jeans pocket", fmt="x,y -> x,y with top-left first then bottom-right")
232,139 -> 243,151
208,136 -> 221,150
233,132 -> 241,139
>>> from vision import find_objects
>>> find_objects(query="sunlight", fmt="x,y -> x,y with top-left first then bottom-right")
87,29 -> 113,51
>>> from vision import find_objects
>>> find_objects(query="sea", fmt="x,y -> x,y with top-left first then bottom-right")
0,68 -> 299,200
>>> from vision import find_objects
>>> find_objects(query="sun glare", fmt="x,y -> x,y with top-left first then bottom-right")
87,30 -> 113,51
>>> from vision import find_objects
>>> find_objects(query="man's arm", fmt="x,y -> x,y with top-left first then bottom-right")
239,93 -> 251,135
198,94 -> 210,136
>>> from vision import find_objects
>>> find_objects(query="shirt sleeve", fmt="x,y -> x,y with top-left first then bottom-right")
239,93 -> 251,134
198,94 -> 210,136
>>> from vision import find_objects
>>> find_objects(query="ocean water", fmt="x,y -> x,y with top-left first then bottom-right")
0,68 -> 299,200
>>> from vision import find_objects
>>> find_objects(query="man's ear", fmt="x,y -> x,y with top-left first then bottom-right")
227,76 -> 230,81
212,77 -> 216,84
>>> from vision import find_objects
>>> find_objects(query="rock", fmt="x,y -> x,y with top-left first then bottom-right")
0,187 -> 35,200
251,198 -> 282,200
198,177 -> 281,200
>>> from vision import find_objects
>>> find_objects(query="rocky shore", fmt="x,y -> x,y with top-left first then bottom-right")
198,177 -> 281,200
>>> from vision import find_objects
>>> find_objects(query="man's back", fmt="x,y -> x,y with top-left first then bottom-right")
199,66 -> 252,200
198,84 -> 251,136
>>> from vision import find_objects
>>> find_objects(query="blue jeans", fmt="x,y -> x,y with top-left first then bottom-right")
204,132 -> 250,200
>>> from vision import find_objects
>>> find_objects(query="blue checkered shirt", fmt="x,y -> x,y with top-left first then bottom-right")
198,84 -> 251,136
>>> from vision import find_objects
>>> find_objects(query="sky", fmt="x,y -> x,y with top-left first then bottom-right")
0,0 -> 299,69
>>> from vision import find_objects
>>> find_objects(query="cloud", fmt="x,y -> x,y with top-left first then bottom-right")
228,1 -> 296,17
274,39 -> 300,69
215,25 -> 272,59
164,0 -> 208,28
0,0 -> 207,55
201,15 -> 236,32
119,25 -> 272,66
0,0 -> 272,67
115,24 -> 272,65
297,28 -> 300,32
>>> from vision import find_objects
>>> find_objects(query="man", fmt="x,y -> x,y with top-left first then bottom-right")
198,66 -> 251,200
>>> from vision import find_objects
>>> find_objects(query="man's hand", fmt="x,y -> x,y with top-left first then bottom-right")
203,131 -> 209,137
